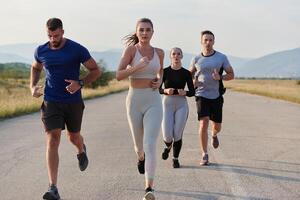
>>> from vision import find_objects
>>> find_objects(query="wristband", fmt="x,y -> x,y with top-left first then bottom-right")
78,80 -> 84,88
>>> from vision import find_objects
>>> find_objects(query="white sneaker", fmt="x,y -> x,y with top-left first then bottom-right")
143,187 -> 155,200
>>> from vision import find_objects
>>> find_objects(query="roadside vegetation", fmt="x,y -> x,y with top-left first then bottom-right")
0,61 -> 128,119
1,61 -> 299,119
225,79 -> 300,104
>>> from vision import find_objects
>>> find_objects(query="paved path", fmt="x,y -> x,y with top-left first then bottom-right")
0,91 -> 299,200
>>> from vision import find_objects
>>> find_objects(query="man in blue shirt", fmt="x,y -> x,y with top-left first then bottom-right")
190,30 -> 234,166
30,18 -> 101,200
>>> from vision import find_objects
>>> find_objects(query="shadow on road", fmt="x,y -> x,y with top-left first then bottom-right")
201,163 -> 300,183
128,188 -> 272,200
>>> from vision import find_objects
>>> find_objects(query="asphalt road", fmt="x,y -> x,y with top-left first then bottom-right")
0,90 -> 299,200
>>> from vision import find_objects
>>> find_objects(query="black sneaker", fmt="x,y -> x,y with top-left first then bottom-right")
212,135 -> 219,149
162,147 -> 170,160
77,144 -> 88,171
143,187 -> 155,200
137,156 -> 145,174
43,185 -> 60,200
173,158 -> 180,168
200,153 -> 209,166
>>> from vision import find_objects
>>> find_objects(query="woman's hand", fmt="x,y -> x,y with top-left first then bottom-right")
151,77 -> 161,89
164,88 -> 175,95
136,56 -> 150,70
178,89 -> 186,96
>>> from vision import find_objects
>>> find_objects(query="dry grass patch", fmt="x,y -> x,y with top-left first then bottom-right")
225,79 -> 300,104
0,79 -> 128,119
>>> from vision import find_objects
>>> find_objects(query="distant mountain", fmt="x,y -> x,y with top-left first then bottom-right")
178,52 -> 251,70
0,43 -> 37,63
236,47 -> 300,78
91,49 -> 122,71
91,49 -> 250,71
0,52 -> 31,64
0,44 -> 252,72
1,43 -> 299,78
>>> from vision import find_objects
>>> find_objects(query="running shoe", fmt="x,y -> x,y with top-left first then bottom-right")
143,187 -> 155,200
200,153 -> 209,166
43,185 -> 60,200
212,135 -> 219,149
77,144 -> 88,171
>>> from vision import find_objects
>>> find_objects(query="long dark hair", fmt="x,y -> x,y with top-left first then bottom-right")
123,18 -> 153,46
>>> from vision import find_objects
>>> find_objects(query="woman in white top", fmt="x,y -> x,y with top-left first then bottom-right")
116,18 -> 164,200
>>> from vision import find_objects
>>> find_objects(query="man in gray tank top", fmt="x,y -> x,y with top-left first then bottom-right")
189,30 -> 235,165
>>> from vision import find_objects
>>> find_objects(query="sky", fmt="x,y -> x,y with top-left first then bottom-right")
0,0 -> 299,58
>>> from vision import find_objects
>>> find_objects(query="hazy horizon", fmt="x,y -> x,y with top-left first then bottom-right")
1,0 -> 299,58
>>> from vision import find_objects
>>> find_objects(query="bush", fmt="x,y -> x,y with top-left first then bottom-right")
80,59 -> 115,89
0,63 -> 30,79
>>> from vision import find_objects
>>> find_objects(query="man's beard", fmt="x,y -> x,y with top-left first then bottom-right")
51,40 -> 62,48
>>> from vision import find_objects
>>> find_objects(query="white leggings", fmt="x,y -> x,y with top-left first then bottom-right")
162,95 -> 188,142
126,88 -> 163,180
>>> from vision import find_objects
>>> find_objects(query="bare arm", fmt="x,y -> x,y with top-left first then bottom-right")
222,66 -> 234,81
189,65 -> 196,77
81,57 -> 101,85
151,48 -> 164,89
116,46 -> 150,81
185,71 -> 195,97
65,57 -> 101,94
189,63 -> 199,88
157,48 -> 164,80
30,61 -> 43,98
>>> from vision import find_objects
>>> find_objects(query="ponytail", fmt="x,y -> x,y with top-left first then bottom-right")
123,18 -> 153,47
123,33 -> 139,46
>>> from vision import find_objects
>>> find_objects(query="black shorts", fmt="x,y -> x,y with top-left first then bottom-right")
41,101 -> 85,133
195,96 -> 223,123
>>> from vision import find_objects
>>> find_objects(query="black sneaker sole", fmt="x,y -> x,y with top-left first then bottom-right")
200,161 -> 209,166
173,163 -> 180,168
43,192 -> 60,200
78,144 -> 89,171
212,136 -> 219,149
162,148 -> 170,160
79,155 -> 89,171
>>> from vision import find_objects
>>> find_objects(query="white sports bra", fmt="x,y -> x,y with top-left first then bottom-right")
128,46 -> 161,79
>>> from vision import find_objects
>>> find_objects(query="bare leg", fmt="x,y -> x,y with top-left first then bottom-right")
211,122 -> 221,137
46,129 -> 61,185
67,131 -> 84,153
199,117 -> 209,154
145,179 -> 154,189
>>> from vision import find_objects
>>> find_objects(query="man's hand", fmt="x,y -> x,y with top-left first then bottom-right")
212,69 -> 221,80
65,79 -> 81,94
31,85 -> 43,98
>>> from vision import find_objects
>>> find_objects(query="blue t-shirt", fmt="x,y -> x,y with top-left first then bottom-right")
190,51 -> 231,99
34,39 -> 91,103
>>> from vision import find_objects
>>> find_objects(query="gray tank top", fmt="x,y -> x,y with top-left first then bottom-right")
128,46 -> 161,79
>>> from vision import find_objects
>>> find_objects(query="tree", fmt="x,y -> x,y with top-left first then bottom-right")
80,59 -> 115,89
